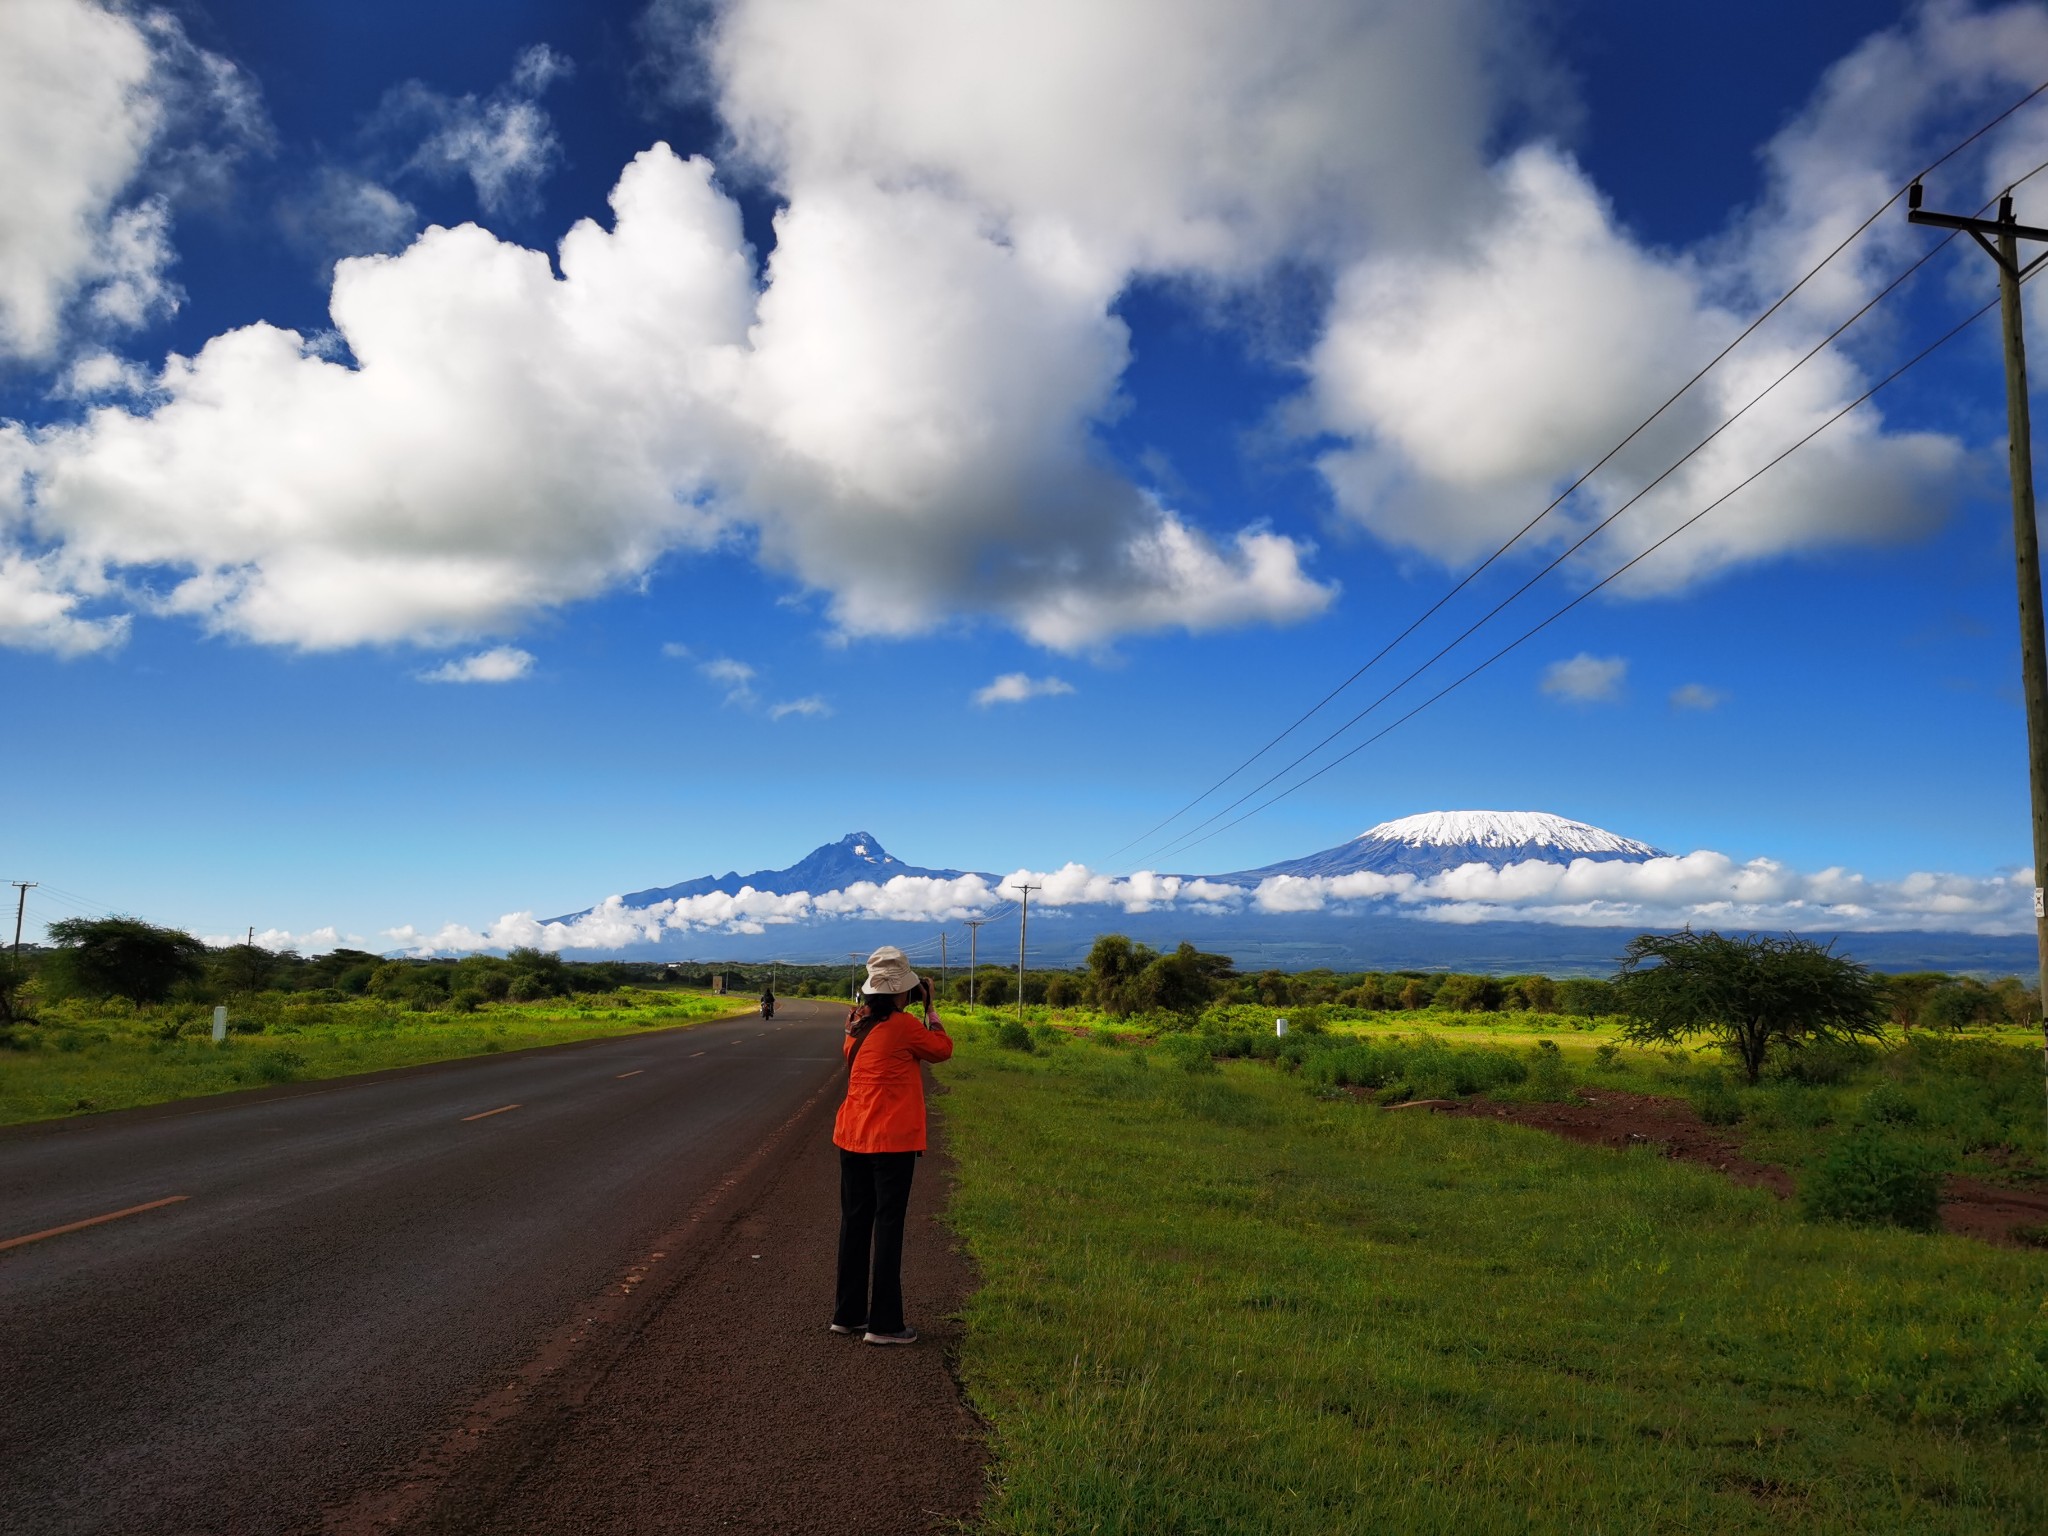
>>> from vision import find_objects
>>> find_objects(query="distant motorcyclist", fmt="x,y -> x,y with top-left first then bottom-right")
759,983 -> 776,1019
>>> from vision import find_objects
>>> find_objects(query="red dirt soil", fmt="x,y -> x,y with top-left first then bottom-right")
1429,1089 -> 2048,1249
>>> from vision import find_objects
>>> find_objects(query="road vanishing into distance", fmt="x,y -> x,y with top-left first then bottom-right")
0,1000 -> 851,1535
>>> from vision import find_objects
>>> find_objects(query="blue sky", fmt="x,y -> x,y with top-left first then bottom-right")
1,0 -> 2044,949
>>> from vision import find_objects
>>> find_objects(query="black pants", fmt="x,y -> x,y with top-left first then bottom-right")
835,1149 -> 917,1334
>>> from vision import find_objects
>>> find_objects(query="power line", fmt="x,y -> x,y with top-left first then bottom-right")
1155,285 -> 2010,864
1134,209 -> 1980,869
1108,77 -> 2048,865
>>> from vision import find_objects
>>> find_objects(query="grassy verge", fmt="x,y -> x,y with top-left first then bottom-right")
937,1022 -> 2047,1534
0,989 -> 755,1125
964,1002 -> 2044,1192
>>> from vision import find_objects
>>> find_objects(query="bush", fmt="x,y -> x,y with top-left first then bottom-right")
1044,974 -> 1083,1008
994,1019 -> 1034,1052
1300,1036 -> 1526,1099
1594,1043 -> 1621,1069
1769,1037 -> 1878,1086
1799,1128 -> 1943,1232
1160,1035 -> 1219,1074
1526,1039 -> 1571,1099
1861,1081 -> 1920,1126
253,1048 -> 308,1083
1687,1068 -> 1745,1126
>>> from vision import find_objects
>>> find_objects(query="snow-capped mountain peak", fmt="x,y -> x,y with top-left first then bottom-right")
1357,810 -> 1661,859
1217,809 -> 1664,884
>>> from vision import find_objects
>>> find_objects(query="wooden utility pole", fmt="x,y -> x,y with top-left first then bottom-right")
964,919 -> 989,1007
1909,182 -> 2048,1138
8,882 -> 35,1016
847,951 -> 862,1003
1005,884 -> 1041,1023
938,932 -> 948,998
10,882 -> 34,964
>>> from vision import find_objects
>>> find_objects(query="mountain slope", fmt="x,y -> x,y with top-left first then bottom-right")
553,832 -> 973,921
1216,810 -> 1665,884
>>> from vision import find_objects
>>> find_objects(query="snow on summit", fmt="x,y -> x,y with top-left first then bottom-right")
1221,810 -> 1664,884
1359,811 -> 1662,859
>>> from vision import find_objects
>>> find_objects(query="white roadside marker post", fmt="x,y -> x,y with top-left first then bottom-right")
1275,1016 -> 1289,1038
212,1005 -> 227,1043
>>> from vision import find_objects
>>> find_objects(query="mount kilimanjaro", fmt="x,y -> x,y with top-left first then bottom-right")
559,811 -> 1664,920
1217,810 -> 1666,884
538,815 -> 2029,973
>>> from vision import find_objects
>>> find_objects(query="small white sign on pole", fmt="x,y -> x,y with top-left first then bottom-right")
212,1005 -> 227,1043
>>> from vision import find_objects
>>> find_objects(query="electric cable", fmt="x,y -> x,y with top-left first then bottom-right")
1136,153 -> 2048,871
1154,284 -> 2011,865
1107,76 -> 2048,863
1133,216 -> 1973,868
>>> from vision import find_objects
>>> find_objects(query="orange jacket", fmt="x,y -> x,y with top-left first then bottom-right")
834,1010 -> 954,1153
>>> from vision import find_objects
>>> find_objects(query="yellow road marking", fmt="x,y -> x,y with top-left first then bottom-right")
0,1195 -> 189,1253
462,1104 -> 522,1122
615,1070 -> 643,1079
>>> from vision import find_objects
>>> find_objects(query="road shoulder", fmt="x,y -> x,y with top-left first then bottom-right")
363,1066 -> 986,1536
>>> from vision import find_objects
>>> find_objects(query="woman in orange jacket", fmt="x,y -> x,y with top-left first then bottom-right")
831,945 -> 953,1346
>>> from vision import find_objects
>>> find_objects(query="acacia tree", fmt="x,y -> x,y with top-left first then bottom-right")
1085,934 -> 1156,1018
1613,929 -> 1885,1084
45,916 -> 208,1004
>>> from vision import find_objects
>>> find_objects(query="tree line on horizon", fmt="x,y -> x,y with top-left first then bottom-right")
5,917 -> 2035,1045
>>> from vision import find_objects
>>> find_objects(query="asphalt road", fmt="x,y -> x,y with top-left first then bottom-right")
0,1000 -> 851,1536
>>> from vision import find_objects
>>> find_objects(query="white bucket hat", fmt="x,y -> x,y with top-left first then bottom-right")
862,945 -> 921,997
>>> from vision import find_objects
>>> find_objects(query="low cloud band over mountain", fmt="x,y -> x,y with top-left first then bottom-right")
356,815 -> 2037,968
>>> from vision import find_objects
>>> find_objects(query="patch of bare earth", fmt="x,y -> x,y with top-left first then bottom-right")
1421,1088 -> 2048,1249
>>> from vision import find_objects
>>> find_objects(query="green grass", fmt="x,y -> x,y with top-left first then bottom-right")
0,988 -> 755,1125
984,1002 -> 2046,1191
937,1024 -> 2047,1534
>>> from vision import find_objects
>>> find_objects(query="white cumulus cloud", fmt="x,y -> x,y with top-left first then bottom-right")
381,838 -> 2033,953
1671,682 -> 1727,711
1540,652 -> 1626,703
418,645 -> 535,683
973,672 -> 1075,706
0,0 -> 264,362
382,44 -> 571,216
9,0 -> 2040,666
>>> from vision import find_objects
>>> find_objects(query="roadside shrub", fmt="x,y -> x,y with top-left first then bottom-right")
1799,1127 -> 1943,1232
253,1048 -> 308,1083
1300,1037 -> 1525,1099
1594,1043 -> 1621,1069
1160,1034 -> 1219,1074
1861,1081 -> 1920,1126
1770,1037 -> 1878,1086
994,1019 -> 1034,1052
1286,1005 -> 1329,1036
1029,1023 -> 1064,1050
450,989 -> 484,1014
1090,1026 -> 1124,1048
1526,1039 -> 1571,1100
1688,1068 -> 1745,1127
